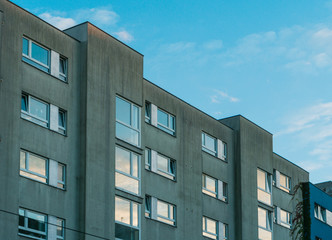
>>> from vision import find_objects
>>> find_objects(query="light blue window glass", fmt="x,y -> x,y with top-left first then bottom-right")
157,109 -> 168,126
116,97 -> 131,125
30,97 -> 48,121
22,38 -> 29,55
157,108 -> 176,135
31,42 -> 49,66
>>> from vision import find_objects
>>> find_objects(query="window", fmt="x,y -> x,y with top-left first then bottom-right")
58,110 -> 66,135
156,153 -> 176,180
279,173 -> 291,193
21,94 -> 49,127
20,150 -> 47,183
257,169 -> 272,205
202,132 -> 227,160
157,108 -> 175,135
202,216 -> 217,239
314,203 -> 327,222
145,196 -> 176,226
145,102 -> 176,135
157,200 -> 176,225
202,132 -> 217,156
202,174 -> 228,202
115,146 -> 140,195
19,209 -> 47,239
145,102 -> 151,123
22,37 -> 50,72
21,93 -> 67,134
116,96 -> 140,146
274,207 -> 292,228
258,207 -> 272,240
59,56 -> 67,82
18,208 -> 64,240
20,149 -> 66,189
115,196 -> 139,240
145,148 -> 176,180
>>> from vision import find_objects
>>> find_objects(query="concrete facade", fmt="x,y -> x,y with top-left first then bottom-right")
0,1 -> 309,240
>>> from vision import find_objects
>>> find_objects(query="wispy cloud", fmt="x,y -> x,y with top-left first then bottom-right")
210,90 -> 239,103
39,12 -> 76,30
203,40 -> 223,50
37,6 -> 132,43
114,30 -> 134,43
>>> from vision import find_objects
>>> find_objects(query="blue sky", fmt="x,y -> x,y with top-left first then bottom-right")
11,0 -> 332,183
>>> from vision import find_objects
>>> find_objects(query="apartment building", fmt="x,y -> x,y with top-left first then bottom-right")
0,1 -> 309,239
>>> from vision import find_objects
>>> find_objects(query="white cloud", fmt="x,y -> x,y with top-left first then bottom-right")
204,40 -> 223,50
211,90 -> 239,103
75,7 -> 119,26
166,42 -> 196,52
39,12 -> 76,30
114,30 -> 134,43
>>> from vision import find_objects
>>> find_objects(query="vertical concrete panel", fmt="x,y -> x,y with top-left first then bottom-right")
48,215 -> 57,240
49,159 -> 58,187
151,104 -> 157,127
49,104 -> 58,131
50,50 -> 59,78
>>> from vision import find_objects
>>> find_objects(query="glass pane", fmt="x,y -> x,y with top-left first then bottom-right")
58,112 -> 65,128
59,58 -> 67,75
132,106 -> 139,129
257,189 -> 271,205
204,134 -> 216,151
116,147 -> 131,174
115,197 -> 130,225
170,116 -> 175,130
258,228 -> 272,240
132,202 -> 138,227
169,205 -> 174,219
258,207 -> 267,228
21,95 -> 28,111
116,122 -> 139,146
132,154 -> 138,177
157,201 -> 168,218
26,211 -> 46,231
30,98 -> 48,121
58,164 -> 64,182
145,149 -> 151,168
206,218 -> 216,234
170,161 -> 175,175
205,175 -> 216,192
115,172 -> 139,194
157,155 -> 169,172
157,109 -> 168,126
29,154 -> 46,176
56,219 -> 64,236
20,170 -> 47,183
116,97 -> 131,125
31,42 -> 49,66
22,38 -> 29,55
257,169 -> 266,190
145,103 -> 151,118
20,151 -> 26,169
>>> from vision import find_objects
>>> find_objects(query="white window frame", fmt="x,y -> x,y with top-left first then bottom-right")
115,146 -> 141,196
202,216 -> 218,239
279,172 -> 291,193
156,153 -> 176,180
145,102 -> 151,123
157,108 -> 176,135
21,94 -> 49,127
57,163 -> 66,190
280,208 -> 292,228
20,150 -> 48,183
156,199 -> 176,226
145,195 -> 151,218
145,148 -> 151,170
19,208 -> 47,240
145,196 -> 176,226
22,37 -> 50,72
115,96 -> 141,147
202,132 -> 217,156
257,168 -> 272,205
202,174 -> 217,198
314,203 -> 326,223
58,109 -> 66,135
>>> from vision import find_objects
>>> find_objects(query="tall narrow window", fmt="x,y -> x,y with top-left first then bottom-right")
115,146 -> 140,195
57,163 -> 66,189
116,96 -> 140,146
58,110 -> 66,135
257,169 -> 272,205
145,195 -> 151,218
22,37 -> 50,72
314,203 -> 327,222
115,197 -> 139,240
145,148 -> 151,170
59,56 -> 67,82
145,102 -> 151,123
202,216 -> 218,239
56,218 -> 65,240
258,207 -> 272,240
